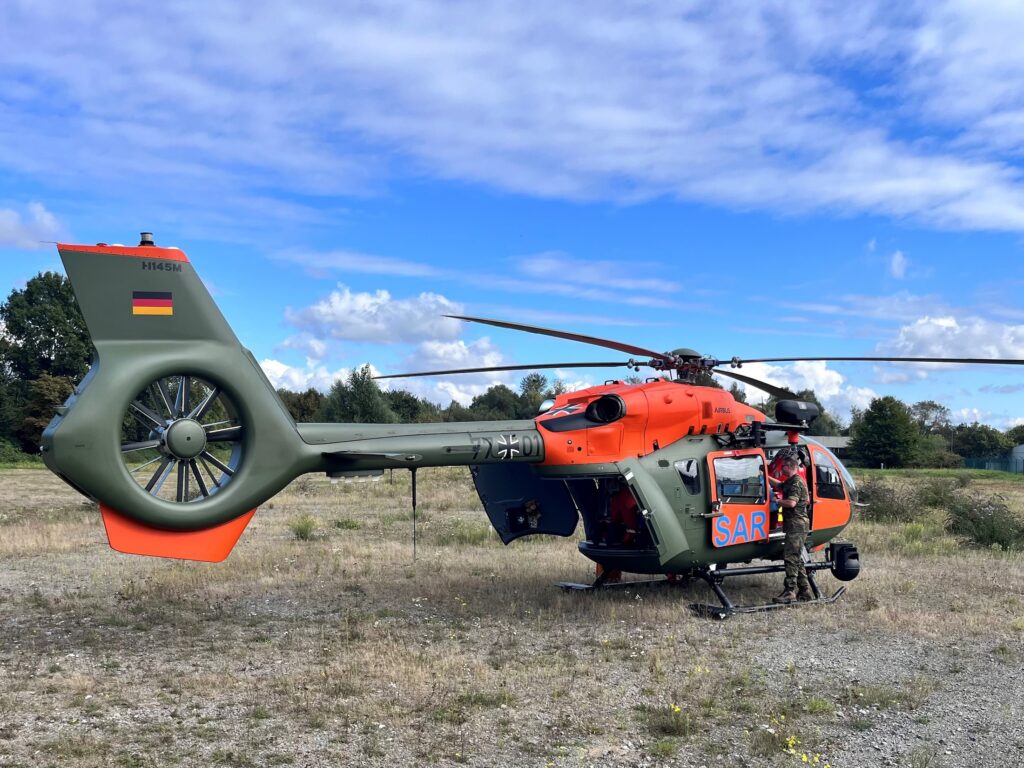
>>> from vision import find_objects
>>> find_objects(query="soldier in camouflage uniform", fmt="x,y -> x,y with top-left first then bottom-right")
772,455 -> 812,604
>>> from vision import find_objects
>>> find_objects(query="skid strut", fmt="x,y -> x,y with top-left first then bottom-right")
559,546 -> 850,619
689,547 -> 845,618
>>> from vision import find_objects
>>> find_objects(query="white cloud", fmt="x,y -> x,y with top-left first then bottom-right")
517,252 -> 680,293
8,5 -> 1024,230
886,315 -> 1024,359
953,407 -> 988,425
784,292 -> 950,323
0,202 -> 62,249
719,360 -> 876,421
385,337 -> 515,406
285,285 -> 463,343
1007,416 -> 1024,428
275,250 -> 440,278
260,358 -> 355,392
889,250 -> 908,279
278,334 -> 329,361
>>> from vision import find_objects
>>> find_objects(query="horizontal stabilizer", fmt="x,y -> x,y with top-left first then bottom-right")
100,506 -> 256,562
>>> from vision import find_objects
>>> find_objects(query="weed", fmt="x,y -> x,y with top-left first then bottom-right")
946,493 -> 1024,550
905,745 -> 940,768
993,642 -> 1019,663
650,738 -> 678,757
848,717 -> 874,731
804,696 -> 835,716
333,518 -> 362,530
455,690 -> 514,708
856,479 -> 919,522
288,514 -> 320,541
640,703 -> 697,738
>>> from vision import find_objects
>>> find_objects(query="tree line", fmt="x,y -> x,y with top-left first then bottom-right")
2,271 -> 1022,470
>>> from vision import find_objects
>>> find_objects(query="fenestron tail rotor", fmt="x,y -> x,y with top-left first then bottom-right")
121,374 -> 244,504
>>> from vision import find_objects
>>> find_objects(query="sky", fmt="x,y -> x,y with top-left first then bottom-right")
2,0 -> 1024,428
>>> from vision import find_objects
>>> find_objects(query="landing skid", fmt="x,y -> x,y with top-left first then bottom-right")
558,547 -> 850,619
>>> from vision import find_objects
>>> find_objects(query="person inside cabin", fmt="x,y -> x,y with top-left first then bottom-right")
595,479 -> 640,583
772,455 -> 812,604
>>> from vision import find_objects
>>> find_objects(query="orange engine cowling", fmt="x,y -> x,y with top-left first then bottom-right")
535,380 -> 765,465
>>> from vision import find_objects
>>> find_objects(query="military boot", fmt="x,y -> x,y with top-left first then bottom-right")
797,587 -> 814,602
772,589 -> 797,604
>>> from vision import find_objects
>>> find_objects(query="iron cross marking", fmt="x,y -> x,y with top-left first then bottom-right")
545,404 -> 580,417
496,434 -> 520,460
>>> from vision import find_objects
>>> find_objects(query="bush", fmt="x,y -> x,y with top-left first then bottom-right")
0,439 -> 27,464
856,479 -> 919,523
288,514 -> 320,541
946,494 -> 1024,551
915,479 -> 957,508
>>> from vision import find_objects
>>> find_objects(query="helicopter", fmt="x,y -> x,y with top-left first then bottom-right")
40,234 -> 1024,616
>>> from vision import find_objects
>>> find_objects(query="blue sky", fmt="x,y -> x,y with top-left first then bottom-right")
2,1 -> 1024,427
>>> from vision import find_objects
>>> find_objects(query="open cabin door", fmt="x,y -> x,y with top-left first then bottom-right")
471,463 -> 579,543
616,458 -> 687,566
706,449 -> 771,548
808,447 -> 852,531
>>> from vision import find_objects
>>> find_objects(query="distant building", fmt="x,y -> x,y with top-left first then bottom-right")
811,436 -> 850,457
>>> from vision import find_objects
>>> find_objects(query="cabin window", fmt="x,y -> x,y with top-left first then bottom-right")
674,459 -> 701,495
712,455 -> 765,504
813,450 -> 846,500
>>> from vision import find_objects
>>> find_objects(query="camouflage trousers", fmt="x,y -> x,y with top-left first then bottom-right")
783,518 -> 810,592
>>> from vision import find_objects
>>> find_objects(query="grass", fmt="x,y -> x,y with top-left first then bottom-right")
0,466 -> 1020,765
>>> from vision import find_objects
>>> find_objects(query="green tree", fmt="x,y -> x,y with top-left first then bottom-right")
0,272 -> 92,380
909,400 -> 952,437
0,369 -> 26,449
909,433 -> 963,468
317,365 -> 398,423
384,388 -> 441,423
467,384 -> 521,420
728,382 -> 747,405
277,387 -> 324,422
18,373 -> 74,452
518,372 -> 549,418
1005,424 -> 1024,447
950,423 -> 1013,459
848,396 -> 919,468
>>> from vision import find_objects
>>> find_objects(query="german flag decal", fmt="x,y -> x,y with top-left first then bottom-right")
132,291 -> 173,316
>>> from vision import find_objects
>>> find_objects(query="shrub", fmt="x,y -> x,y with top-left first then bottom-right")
915,479 -> 957,508
856,479 -> 919,523
288,514 -> 320,541
0,439 -> 27,464
946,494 -> 1024,550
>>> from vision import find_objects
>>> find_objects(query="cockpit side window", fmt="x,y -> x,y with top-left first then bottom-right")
812,450 -> 846,500
674,459 -> 701,495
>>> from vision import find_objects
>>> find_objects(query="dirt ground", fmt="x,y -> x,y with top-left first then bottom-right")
1,467 -> 1022,767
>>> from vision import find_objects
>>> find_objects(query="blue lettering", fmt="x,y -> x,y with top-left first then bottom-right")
751,510 -> 766,540
713,516 -> 730,547
734,514 -> 749,543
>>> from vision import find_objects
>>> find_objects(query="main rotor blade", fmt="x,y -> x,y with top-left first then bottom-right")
375,361 -> 632,379
445,315 -> 671,361
713,368 -> 796,400
733,356 -> 1024,366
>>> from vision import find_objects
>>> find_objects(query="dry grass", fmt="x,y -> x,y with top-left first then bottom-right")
0,467 -> 1022,766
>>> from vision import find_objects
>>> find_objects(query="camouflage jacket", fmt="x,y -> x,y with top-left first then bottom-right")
781,474 -> 809,524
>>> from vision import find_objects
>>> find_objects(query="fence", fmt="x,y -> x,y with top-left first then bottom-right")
963,456 -> 1024,473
